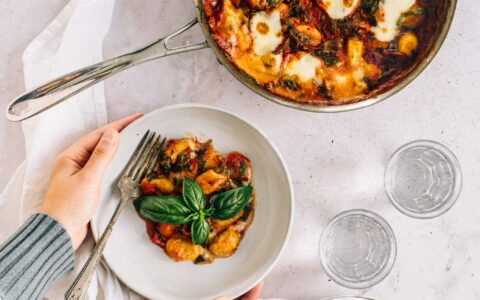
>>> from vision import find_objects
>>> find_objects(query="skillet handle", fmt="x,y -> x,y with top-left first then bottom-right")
5,18 -> 209,122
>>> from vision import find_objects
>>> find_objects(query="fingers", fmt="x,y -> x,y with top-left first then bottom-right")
213,281 -> 264,300
58,113 -> 142,173
71,113 -> 143,154
107,112 -> 144,132
80,128 -> 120,181
239,282 -> 264,300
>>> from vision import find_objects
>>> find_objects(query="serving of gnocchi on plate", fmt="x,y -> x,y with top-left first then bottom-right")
91,104 -> 293,300
135,138 -> 256,264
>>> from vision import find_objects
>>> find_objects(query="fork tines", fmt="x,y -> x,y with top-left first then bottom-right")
122,130 -> 166,183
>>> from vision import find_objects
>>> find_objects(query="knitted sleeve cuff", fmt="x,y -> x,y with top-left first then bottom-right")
0,213 -> 75,300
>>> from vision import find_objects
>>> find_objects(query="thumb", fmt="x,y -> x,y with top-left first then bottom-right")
81,128 -> 119,180
239,281 -> 264,300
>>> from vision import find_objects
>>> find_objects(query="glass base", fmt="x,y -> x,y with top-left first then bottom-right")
319,209 -> 397,289
385,140 -> 462,218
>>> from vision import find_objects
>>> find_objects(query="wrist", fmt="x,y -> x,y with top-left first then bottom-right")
40,209 -> 85,250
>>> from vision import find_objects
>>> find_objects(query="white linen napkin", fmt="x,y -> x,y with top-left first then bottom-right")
0,0 -> 141,299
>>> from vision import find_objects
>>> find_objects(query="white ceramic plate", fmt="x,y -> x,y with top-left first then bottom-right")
91,104 -> 294,300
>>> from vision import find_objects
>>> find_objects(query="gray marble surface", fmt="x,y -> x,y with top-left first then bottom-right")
1,0 -> 479,299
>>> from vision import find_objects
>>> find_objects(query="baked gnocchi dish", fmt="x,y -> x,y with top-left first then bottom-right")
202,0 -> 439,105
134,138 -> 255,264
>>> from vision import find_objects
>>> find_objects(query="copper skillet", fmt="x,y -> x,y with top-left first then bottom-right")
5,0 -> 457,121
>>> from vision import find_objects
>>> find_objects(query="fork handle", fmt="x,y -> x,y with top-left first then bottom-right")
65,196 -> 130,300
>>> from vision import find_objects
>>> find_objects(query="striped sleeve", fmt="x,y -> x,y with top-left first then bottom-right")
0,213 -> 75,300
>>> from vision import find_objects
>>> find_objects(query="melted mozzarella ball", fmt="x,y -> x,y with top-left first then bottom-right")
371,0 -> 415,42
284,53 -> 322,82
250,11 -> 283,56
318,0 -> 361,19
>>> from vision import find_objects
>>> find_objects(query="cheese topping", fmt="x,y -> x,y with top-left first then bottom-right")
234,53 -> 282,83
250,11 -> 283,56
223,0 -> 246,33
266,53 -> 283,73
323,39 -> 380,99
285,53 -> 322,82
203,0 -> 433,104
371,0 -> 416,41
217,0 -> 252,55
319,0 -> 361,19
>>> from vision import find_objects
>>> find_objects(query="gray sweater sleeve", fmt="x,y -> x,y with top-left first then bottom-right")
0,213 -> 75,300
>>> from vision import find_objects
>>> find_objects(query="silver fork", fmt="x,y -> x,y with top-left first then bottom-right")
65,130 -> 165,300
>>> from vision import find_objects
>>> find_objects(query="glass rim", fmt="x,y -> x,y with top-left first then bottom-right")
319,297 -> 375,300
319,209 -> 397,289
384,139 -> 462,219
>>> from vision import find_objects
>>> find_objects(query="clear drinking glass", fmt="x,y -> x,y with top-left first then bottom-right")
385,140 -> 462,219
320,296 -> 373,300
319,209 -> 397,289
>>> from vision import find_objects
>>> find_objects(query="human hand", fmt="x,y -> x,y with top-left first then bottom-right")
41,113 -> 142,249
215,281 -> 264,300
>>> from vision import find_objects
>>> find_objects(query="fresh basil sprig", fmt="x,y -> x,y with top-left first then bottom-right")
135,178 -> 253,245
182,178 -> 205,211
134,195 -> 194,224
191,217 -> 210,245
211,186 -> 253,220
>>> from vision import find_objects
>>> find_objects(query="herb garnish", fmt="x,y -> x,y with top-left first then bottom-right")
314,49 -> 339,67
279,79 -> 299,91
289,0 -> 305,18
360,0 -> 379,26
135,178 -> 253,245
266,0 -> 280,8
404,7 -> 423,16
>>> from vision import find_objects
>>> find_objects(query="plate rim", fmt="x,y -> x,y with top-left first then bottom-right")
90,103 -> 295,299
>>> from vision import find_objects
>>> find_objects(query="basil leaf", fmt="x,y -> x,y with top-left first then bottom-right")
135,195 -> 194,224
182,178 -> 205,211
211,186 -> 253,220
191,216 -> 210,245
184,212 -> 199,223
202,206 -> 215,217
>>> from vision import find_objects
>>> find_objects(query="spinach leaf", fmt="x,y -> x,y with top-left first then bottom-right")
279,79 -> 299,91
360,0 -> 379,25
211,186 -> 253,220
405,7 -> 423,16
135,195 -> 194,224
289,0 -> 305,18
360,0 -> 379,15
314,49 -> 339,67
191,216 -> 210,245
182,178 -> 205,211
266,0 -> 280,8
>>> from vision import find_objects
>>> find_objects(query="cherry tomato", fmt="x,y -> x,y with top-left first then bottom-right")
158,223 -> 179,237
140,178 -> 157,195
